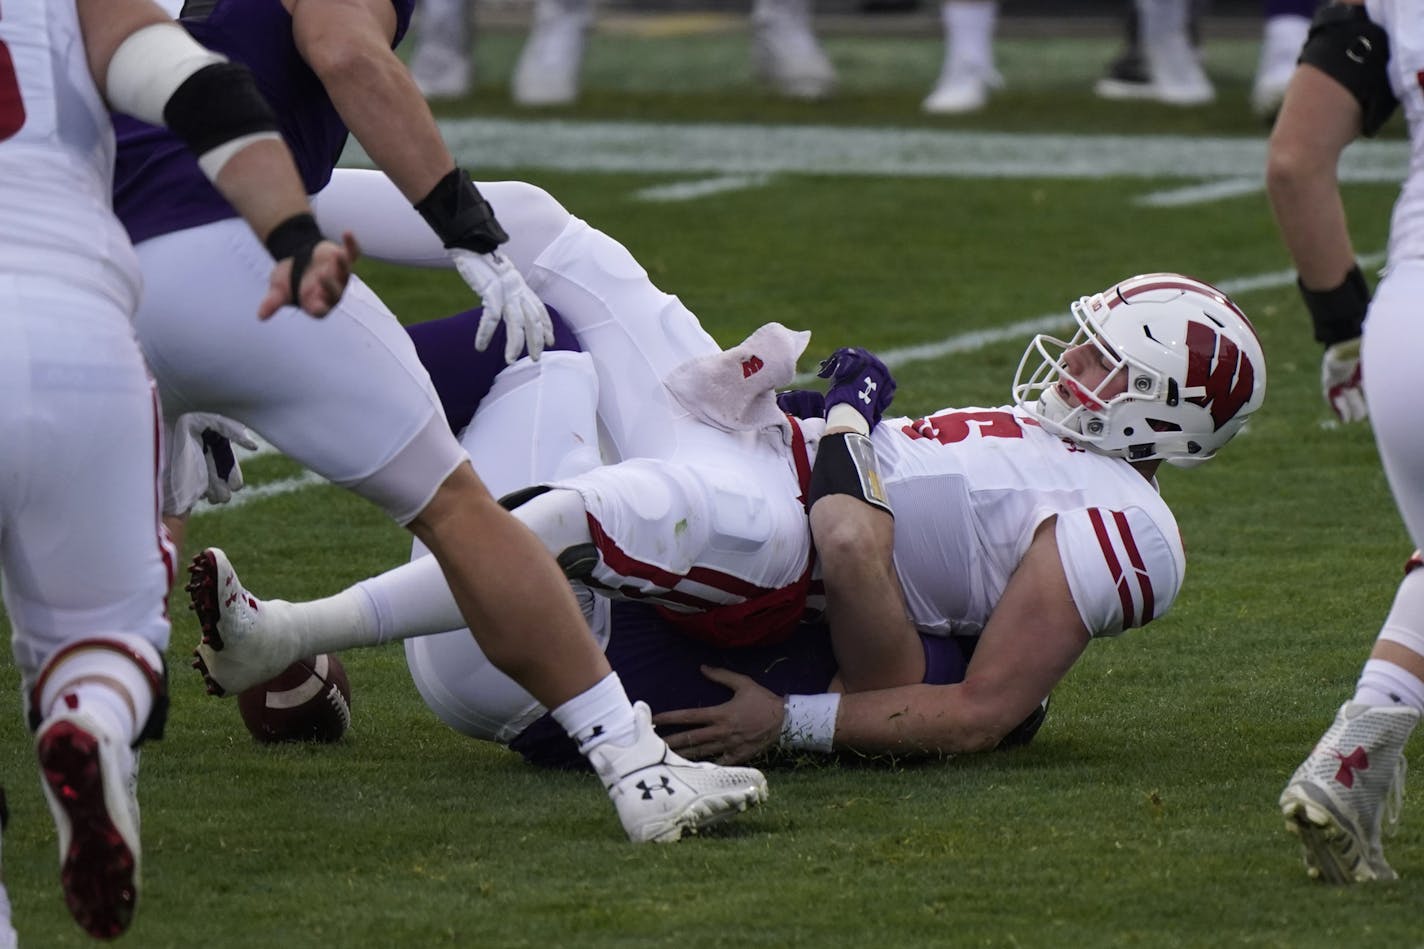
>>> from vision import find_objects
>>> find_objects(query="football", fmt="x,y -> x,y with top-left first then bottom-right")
237,654 -> 352,744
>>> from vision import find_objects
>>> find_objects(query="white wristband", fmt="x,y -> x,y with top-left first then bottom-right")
779,693 -> 841,753
825,403 -> 870,435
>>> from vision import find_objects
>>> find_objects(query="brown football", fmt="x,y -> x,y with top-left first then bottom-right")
237,654 -> 352,743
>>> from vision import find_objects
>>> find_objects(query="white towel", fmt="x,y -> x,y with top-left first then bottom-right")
663,322 -> 812,433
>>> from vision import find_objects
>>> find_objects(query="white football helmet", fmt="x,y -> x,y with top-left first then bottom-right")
1012,273 -> 1266,467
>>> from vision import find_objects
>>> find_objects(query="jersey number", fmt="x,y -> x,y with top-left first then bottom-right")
0,2 -> 26,142
902,410 -> 1025,444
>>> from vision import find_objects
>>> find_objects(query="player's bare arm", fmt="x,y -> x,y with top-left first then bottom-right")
287,0 -> 451,202
289,0 -> 551,359
81,0 -> 355,317
810,492 -> 925,692
658,517 -> 1088,762
1266,65 -> 1362,291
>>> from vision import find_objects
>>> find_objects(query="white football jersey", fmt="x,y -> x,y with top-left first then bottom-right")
873,406 -> 1185,639
0,0 -> 141,310
1366,0 -> 1424,264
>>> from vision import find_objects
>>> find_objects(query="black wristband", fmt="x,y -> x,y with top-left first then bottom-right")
265,212 -> 323,304
808,432 -> 892,515
1298,264 -> 1370,346
413,169 -> 508,254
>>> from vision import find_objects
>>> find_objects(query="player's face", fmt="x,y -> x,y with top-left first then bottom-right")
1054,339 -> 1128,412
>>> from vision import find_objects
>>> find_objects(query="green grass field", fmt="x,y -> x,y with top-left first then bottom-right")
3,25 -> 1421,949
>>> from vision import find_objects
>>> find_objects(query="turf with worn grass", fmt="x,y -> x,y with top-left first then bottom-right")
0,27 -> 1417,949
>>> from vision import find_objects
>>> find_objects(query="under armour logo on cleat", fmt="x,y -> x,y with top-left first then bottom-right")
636,776 -> 675,799
1333,746 -> 1370,788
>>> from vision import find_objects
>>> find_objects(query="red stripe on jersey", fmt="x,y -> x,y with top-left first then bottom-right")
1112,509 -> 1154,625
150,385 -> 175,618
585,513 -> 775,606
1089,508 -> 1136,628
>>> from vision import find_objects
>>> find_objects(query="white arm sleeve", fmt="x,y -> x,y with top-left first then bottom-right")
104,22 -> 224,125
1055,505 -> 1185,637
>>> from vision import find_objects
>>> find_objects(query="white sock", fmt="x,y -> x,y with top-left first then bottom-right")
551,673 -> 638,752
1259,14 -> 1310,72
1354,659 -> 1424,714
350,555 -> 467,646
943,2 -> 997,75
511,489 -> 594,559
37,635 -> 163,745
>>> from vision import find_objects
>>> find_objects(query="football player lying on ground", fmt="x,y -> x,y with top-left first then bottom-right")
188,172 -> 1267,764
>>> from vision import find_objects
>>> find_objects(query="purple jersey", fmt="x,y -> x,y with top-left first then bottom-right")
112,0 -> 415,245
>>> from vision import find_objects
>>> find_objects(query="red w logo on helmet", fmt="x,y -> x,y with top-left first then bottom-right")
1184,321 -> 1256,430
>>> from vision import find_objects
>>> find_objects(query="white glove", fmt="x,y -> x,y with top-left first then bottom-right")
1321,338 -> 1367,423
164,413 -> 258,515
450,248 -> 554,364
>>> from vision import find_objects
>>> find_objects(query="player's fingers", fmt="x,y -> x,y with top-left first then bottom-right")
698,665 -> 752,689
257,268 -> 291,321
342,230 -> 362,265
474,308 -> 499,352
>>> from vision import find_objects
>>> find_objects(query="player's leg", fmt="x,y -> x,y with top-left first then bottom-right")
1281,261 -> 1424,882
923,1 -> 1002,115
408,0 -> 473,99
0,286 -> 172,939
1251,0 -> 1314,120
314,171 -> 734,464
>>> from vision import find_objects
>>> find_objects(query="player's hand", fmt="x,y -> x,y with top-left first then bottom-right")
1321,338 -> 1367,422
817,347 -> 897,431
176,413 -> 259,505
259,232 -> 360,321
775,388 -> 826,421
653,666 -> 783,765
450,248 -> 554,364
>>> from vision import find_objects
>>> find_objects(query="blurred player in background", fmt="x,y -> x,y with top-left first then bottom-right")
189,173 -> 1265,769
1096,0 -> 1319,114
408,0 -> 835,105
1271,0 -> 1424,884
122,0 -> 767,846
0,0 -> 356,938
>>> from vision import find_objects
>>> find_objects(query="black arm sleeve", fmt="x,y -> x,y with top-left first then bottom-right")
1299,3 -> 1399,137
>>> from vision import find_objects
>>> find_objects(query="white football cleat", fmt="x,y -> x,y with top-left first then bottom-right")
587,702 -> 768,843
750,0 -> 836,100
1280,701 -> 1418,883
922,63 -> 1002,115
410,43 -> 473,100
36,710 -> 141,940
188,547 -> 303,696
511,0 -> 592,106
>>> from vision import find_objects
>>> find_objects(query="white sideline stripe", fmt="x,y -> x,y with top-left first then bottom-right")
1134,178 -> 1265,208
191,470 -> 327,516
340,118 -> 1409,182
634,174 -> 773,202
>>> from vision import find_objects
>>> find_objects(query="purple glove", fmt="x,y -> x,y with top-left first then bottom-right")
816,347 -> 897,429
776,388 -> 826,421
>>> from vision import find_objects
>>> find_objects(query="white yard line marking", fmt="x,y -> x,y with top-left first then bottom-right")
341,118 -> 1409,183
1134,178 -> 1265,208
633,174 -> 773,202
191,470 -> 327,515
